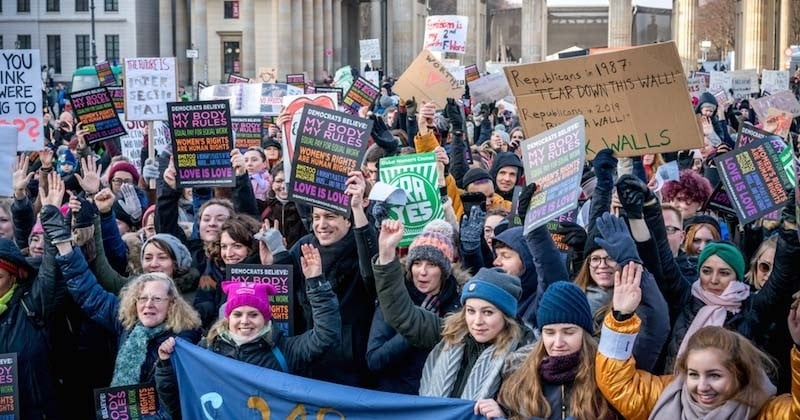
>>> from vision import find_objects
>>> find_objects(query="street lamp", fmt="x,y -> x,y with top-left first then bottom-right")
699,40 -> 712,63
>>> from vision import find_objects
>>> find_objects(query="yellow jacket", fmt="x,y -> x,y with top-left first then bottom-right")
595,313 -> 800,420
414,131 -> 464,219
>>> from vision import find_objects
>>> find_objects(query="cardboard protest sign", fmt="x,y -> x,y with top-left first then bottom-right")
95,61 -> 118,87
258,67 -> 278,83
342,76 -> 380,116
379,152 -> 444,247
0,353 -> 19,419
360,39 -> 381,61
761,70 -> 789,93
708,71 -> 731,93
123,57 -> 177,121
0,49 -> 43,151
117,115 -> 146,168
424,15 -> 468,54
287,74 -> 306,90
167,100 -> 235,188
280,93 -> 339,184
94,383 -> 159,420
199,83 -> 303,116
468,71 -> 512,104
504,42 -> 702,158
289,105 -> 371,215
392,50 -> 463,105
752,91 -> 800,120
686,76 -> 706,101
714,136 -> 794,224
313,86 -> 343,103
231,116 -> 264,150
519,116 -> 586,234
69,87 -> 126,143
108,87 -> 125,114
446,65 -> 466,89
465,64 -> 480,83
226,264 -> 294,336
227,73 -> 250,84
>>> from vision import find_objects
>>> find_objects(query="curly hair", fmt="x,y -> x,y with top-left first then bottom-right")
118,272 -> 201,332
220,214 -> 262,257
661,169 -> 713,205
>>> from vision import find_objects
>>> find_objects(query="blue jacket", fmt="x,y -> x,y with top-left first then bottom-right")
493,226 -> 540,326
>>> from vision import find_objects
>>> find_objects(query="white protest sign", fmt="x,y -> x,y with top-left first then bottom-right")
686,76 -> 706,101
0,126 -> 17,195
364,71 -> 380,87
0,50 -> 43,151
468,72 -> 513,104
731,76 -> 752,99
708,71 -> 731,93
424,15 -> 468,54
359,39 -> 381,61
118,114 -> 146,168
761,70 -> 790,93
445,65 -> 466,89
730,69 -> 759,93
124,57 -> 178,121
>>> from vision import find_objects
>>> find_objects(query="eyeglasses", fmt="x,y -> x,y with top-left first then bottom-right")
137,296 -> 169,304
757,261 -> 772,273
112,178 -> 134,186
665,226 -> 682,234
589,255 -> 617,268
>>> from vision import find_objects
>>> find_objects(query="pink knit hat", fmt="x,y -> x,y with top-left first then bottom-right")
222,281 -> 277,318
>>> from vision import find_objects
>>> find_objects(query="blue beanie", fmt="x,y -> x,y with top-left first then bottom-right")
536,281 -> 593,333
461,267 -> 522,318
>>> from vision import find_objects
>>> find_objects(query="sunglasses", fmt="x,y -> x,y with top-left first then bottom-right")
757,261 -> 772,273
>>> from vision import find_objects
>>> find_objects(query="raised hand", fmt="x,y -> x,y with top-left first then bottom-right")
300,243 -> 323,279
345,170 -> 367,210
118,184 -> 143,222
39,148 -> 54,170
615,174 -> 649,219
12,153 -> 33,199
93,187 -> 116,214
594,212 -> 642,266
39,172 -> 65,207
255,219 -> 287,254
230,148 -> 246,176
163,155 -> 177,190
142,157 -> 160,183
460,205 -> 485,252
75,156 -> 101,194
612,262 -> 643,315
378,219 -> 404,264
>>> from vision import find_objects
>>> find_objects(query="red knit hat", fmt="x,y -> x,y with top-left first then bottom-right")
107,161 -> 140,185
222,282 -> 278,319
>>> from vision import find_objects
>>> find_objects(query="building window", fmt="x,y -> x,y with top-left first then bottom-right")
0,36 -> 3,49
46,0 -> 59,12
17,0 -> 30,13
47,35 -> 61,73
224,1 -> 239,19
17,35 -> 31,49
76,0 -> 89,12
104,0 -> 118,12
105,34 -> 119,65
76,35 -> 91,67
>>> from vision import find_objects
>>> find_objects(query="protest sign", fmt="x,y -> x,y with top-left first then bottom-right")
446,65 -> 466,89
686,76 -> 706,101
197,81 -> 208,95
520,116 -> 586,234
262,115 -> 276,137
167,100 -> 235,188
287,73 -> 306,90
731,69 -> 759,93
731,76 -> 753,99
258,67 -> 278,83
703,183 -> 737,217
123,57 -> 177,121
424,15 -> 468,54
364,70 -> 380,87
171,338 -> 482,419
761,70 -> 789,93
199,83 -> 303,116
468,71 -> 512,104
762,108 -> 794,138
231,116 -> 264,150
545,209 -> 578,252
0,127 -> 16,196
752,90 -> 800,120
737,123 -> 781,147
108,87 -> 125,114
280,93 -> 339,184
734,124 -> 796,186
313,86 -> 343,103
0,353 -> 19,419
94,383 -> 159,420
227,73 -> 250,84
226,264 -> 294,336
95,61 -> 117,87
69,87 -> 126,143
392,50 -> 463,106
333,65 -> 355,92
712,89 -> 729,105
342,76 -> 380,116
465,64 -> 480,83
505,42 -> 702,158
694,72 -> 710,88
360,38 -> 381,61
379,153 -> 444,247
117,115 -> 146,168
289,105 -> 371,215
714,135 -> 794,224
0,49 -> 43,151
708,71 -> 731,93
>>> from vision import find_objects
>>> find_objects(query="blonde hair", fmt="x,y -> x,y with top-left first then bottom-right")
744,235 -> 778,289
498,333 -> 612,420
118,273 -> 201,332
441,306 -> 521,357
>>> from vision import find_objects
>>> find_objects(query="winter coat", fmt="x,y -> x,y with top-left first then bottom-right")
596,314 -> 797,420
11,195 -> 35,252
494,226 -> 539,327
261,197 -> 308,249
100,209 -> 129,275
489,152 -> 524,201
694,92 -> 734,147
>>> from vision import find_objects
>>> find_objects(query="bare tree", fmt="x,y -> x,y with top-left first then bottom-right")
696,0 -> 735,61
792,0 -> 800,45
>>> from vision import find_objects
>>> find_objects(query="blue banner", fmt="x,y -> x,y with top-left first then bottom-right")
171,338 -> 486,419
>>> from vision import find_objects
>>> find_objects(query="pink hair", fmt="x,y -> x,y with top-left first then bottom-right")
661,169 -> 713,204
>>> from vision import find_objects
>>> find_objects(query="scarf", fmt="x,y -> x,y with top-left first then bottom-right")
249,172 -> 271,201
0,283 -> 17,316
678,280 -> 750,357
539,351 -> 581,384
111,323 -> 166,386
224,322 -> 272,346
649,373 -> 775,420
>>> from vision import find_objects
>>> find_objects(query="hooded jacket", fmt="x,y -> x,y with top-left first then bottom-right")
489,152 -> 524,201
694,92 -> 733,147
493,227 -> 539,325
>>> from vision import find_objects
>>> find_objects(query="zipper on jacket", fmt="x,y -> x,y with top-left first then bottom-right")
561,384 -> 566,420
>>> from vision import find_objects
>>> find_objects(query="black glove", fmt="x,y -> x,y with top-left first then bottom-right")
460,191 -> 486,220
445,98 -> 464,132
71,194 -> 98,229
556,222 -> 588,250
404,97 -> 417,117
615,174 -> 649,219
592,149 -> 617,190
370,114 -> 398,155
517,183 -> 538,220
40,204 -> 72,244
371,201 -> 391,230
781,188 -> 797,226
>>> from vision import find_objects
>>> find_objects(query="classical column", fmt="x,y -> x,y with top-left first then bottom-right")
735,0 -> 771,70
390,0 -> 413,76
323,0 -> 333,76
370,0 -> 382,40
456,0 -> 487,67
242,0 -> 255,78
607,0 -> 632,47
191,0 -> 208,83
672,0 -> 697,72
521,0 -> 546,63
276,0 -> 293,79
303,0 -> 314,78
779,0 -> 791,70
314,0 -> 324,80
333,0 -> 342,70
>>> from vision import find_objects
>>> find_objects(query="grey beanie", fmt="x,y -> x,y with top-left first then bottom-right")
379,95 -> 394,109
494,130 -> 510,144
461,267 -> 522,318
406,231 -> 455,280
142,233 -> 193,271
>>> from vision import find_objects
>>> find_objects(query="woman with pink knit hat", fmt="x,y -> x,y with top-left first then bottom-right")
155,243 -> 341,418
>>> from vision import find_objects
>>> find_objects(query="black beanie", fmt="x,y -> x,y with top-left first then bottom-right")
462,168 -> 492,188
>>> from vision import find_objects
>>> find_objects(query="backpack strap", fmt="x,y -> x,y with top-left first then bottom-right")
19,291 -> 44,328
270,346 -> 289,373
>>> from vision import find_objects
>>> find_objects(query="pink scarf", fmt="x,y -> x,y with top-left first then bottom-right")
677,280 -> 750,357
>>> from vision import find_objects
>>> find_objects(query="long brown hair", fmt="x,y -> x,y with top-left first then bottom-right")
498,332 -> 612,420
440,306 -> 521,357
573,255 -> 612,335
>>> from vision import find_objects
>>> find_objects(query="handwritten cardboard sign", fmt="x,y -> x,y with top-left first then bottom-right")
752,91 -> 800,120
424,15 -> 468,54
69,87 -> 127,143
227,73 -> 250,84
761,70 -> 789,93
117,115 -> 145,168
0,49 -> 43,151
364,71 -> 380,87
714,135 -> 794,224
0,353 -> 19,419
108,87 -> 125,114
289,105 -> 371,215
468,71 -> 512,104
95,61 -> 118,87
504,42 -> 702,158
123,57 -> 177,121
94,383 -> 159,420
342,76 -> 380,116
226,264 -> 294,336
392,50 -> 464,105
731,76 -> 753,99
231,116 -> 264,150
360,39 -> 381,61
520,116 -> 586,234
379,152 -> 444,247
167,100 -> 235,188
465,64 -> 480,83
258,67 -> 278,83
